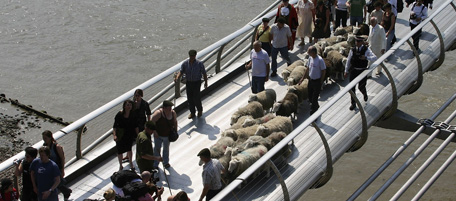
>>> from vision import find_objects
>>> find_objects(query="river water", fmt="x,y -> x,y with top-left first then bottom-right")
1,0 -> 455,200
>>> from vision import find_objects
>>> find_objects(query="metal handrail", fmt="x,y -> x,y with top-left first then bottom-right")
0,0 -> 283,172
213,0 -> 456,199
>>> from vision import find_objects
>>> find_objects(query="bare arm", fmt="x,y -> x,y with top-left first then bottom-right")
199,184 -> 210,201
42,176 -> 60,200
320,69 -> 326,84
203,73 -> 208,88
56,144 -> 65,177
15,161 -> 23,177
31,171 -> 38,194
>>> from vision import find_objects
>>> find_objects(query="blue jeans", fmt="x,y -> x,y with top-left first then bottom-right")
386,29 -> 395,51
271,46 -> 291,73
350,16 -> 363,26
154,136 -> 170,167
251,76 -> 266,94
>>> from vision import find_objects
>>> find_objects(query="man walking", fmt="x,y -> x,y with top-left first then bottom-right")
346,0 -> 367,26
409,0 -> 428,53
270,17 -> 292,77
174,50 -> 208,119
344,36 -> 377,110
136,121 -> 163,173
299,46 -> 326,116
197,148 -> 225,201
30,146 -> 60,201
367,16 -> 386,76
245,41 -> 270,93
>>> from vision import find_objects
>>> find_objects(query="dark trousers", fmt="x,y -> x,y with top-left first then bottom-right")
349,69 -> 368,106
335,9 -> 348,28
186,81 -> 203,114
251,76 -> 266,94
308,79 -> 322,115
261,42 -> 272,56
410,22 -> 422,50
206,189 -> 222,201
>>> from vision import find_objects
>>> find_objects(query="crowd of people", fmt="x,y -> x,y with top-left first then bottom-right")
2,0 -> 431,200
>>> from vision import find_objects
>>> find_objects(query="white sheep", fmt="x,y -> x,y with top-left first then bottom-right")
227,145 -> 268,178
224,124 -> 260,145
266,132 -> 293,162
230,101 -> 264,125
282,60 -> 305,81
242,113 -> 276,128
248,89 -> 276,111
272,92 -> 299,119
287,65 -> 307,86
218,147 -> 233,170
209,136 -> 236,159
288,78 -> 309,103
254,116 -> 293,137
334,25 -> 354,36
323,41 -> 350,57
230,135 -> 273,156
229,115 -> 253,130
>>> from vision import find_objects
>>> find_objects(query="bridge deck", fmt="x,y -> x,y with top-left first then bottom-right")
63,5 -> 456,201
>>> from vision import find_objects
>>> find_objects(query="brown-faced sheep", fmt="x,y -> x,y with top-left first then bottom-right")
288,78 -> 309,103
230,101 -> 264,125
272,92 -> 299,119
248,89 -> 276,111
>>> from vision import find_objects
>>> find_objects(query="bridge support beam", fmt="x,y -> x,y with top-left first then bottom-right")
429,19 -> 446,71
404,40 -> 423,95
266,160 -> 290,201
346,91 -> 368,152
379,63 -> 398,119
309,122 -> 333,188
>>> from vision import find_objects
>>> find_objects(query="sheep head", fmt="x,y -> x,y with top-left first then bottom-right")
222,129 -> 237,141
230,115 -> 239,125
248,94 -> 258,103
225,147 -> 233,156
242,118 -> 255,128
228,159 -> 239,173
287,78 -> 294,86
282,70 -> 291,81
271,102 -> 282,113
254,125 -> 266,136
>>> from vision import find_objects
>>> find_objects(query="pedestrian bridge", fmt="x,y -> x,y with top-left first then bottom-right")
1,0 -> 456,200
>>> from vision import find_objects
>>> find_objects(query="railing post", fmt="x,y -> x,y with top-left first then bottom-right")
266,160 -> 290,201
309,122 -> 333,188
429,20 -> 445,71
76,124 -> 86,160
378,63 -> 398,120
347,90 -> 369,152
216,45 -> 225,74
404,40 -> 423,95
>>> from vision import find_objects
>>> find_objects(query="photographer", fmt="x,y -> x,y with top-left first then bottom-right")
14,147 -> 38,201
409,0 -> 428,53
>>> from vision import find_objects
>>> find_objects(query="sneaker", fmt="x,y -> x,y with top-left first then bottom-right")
349,105 -> 356,111
164,164 -> 171,169
270,72 -> 277,77
197,111 -> 203,117
188,113 -> 195,119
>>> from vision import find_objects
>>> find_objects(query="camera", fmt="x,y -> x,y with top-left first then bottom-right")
13,159 -> 22,165
150,169 -> 160,184
410,12 -> 417,20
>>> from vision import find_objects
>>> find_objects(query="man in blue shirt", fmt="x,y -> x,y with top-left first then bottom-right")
175,50 -> 208,119
30,146 -> 60,201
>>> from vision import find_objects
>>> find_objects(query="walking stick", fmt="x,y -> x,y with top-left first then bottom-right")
245,61 -> 252,87
158,153 -> 172,196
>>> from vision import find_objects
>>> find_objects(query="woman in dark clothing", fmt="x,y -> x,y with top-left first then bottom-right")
113,99 -> 139,171
312,0 -> 331,42
381,3 -> 396,51
133,89 -> 151,133
42,130 -> 72,200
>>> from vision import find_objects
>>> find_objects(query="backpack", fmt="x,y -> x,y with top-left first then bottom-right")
110,170 -> 141,188
397,0 -> 404,13
122,182 -> 150,201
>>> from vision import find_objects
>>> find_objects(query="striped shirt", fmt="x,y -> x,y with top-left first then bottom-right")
202,159 -> 223,190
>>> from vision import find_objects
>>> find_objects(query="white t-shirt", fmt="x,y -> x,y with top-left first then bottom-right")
270,24 -> 292,48
308,56 -> 326,80
250,49 -> 270,77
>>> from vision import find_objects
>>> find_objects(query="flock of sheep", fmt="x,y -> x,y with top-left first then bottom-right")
207,24 -> 369,184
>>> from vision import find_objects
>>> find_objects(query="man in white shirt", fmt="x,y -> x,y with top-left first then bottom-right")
367,17 -> 386,76
270,17 -> 292,77
299,46 -> 326,116
344,36 -> 377,110
409,0 -> 428,52
246,41 -> 270,93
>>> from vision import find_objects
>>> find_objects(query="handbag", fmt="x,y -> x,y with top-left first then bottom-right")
162,109 -> 179,142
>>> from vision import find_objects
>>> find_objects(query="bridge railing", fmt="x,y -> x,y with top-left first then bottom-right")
0,0 -> 286,175
214,0 -> 456,200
